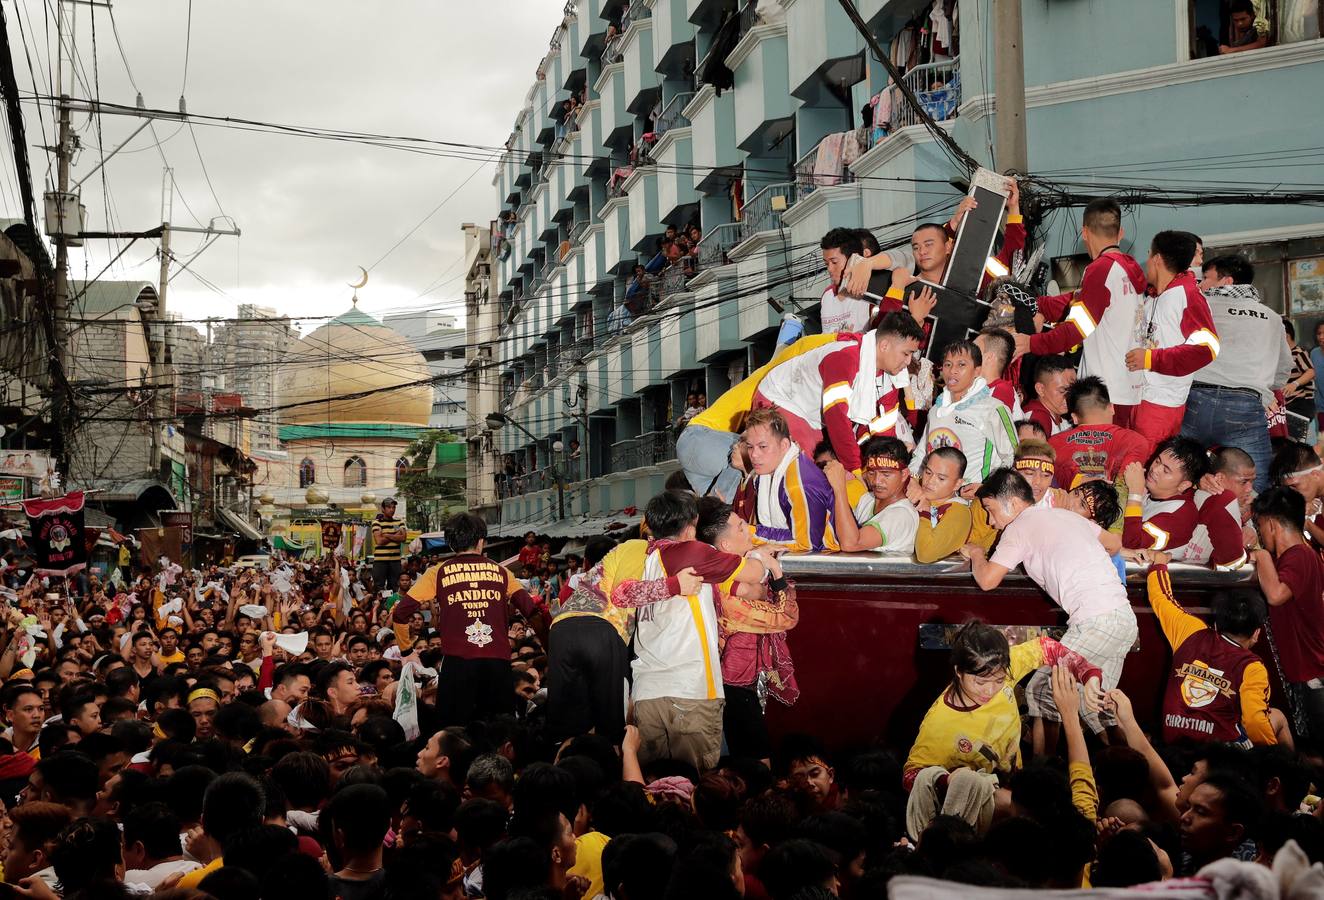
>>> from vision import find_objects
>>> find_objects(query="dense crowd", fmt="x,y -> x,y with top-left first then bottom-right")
2,181 -> 1324,899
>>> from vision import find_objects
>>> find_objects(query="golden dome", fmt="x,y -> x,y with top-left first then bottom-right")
278,306 -> 433,427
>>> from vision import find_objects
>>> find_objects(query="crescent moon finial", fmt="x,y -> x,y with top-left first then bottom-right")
349,266 -> 369,291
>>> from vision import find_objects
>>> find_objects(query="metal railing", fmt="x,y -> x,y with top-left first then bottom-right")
655,262 -> 692,302
610,437 -> 642,471
638,429 -> 677,466
602,32 -> 625,64
696,221 -> 743,270
655,91 -> 695,139
541,256 -> 560,284
795,134 -> 859,198
625,0 -> 650,25
570,218 -> 590,244
889,57 -> 961,131
740,181 -> 797,242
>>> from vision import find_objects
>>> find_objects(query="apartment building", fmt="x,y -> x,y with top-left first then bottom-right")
488,0 -> 1324,534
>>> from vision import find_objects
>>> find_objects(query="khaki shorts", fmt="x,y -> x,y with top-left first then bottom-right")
633,696 -> 725,773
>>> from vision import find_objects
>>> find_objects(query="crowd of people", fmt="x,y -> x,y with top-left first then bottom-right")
2,183 -> 1324,899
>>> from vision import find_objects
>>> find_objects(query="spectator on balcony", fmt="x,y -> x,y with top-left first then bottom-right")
735,408 -> 838,553
626,265 -> 651,302
645,238 -> 671,275
687,224 -> 702,247
1221,0 -> 1270,53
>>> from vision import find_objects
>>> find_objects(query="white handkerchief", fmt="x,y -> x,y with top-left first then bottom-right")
159,597 -> 183,616
271,631 -> 309,656
239,604 -> 268,619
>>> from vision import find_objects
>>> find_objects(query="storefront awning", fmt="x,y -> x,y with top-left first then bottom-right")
218,507 -> 263,541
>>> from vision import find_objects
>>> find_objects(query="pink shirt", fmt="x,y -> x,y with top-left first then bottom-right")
990,507 -> 1129,624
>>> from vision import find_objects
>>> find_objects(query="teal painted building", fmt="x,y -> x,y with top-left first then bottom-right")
485,0 -> 1324,535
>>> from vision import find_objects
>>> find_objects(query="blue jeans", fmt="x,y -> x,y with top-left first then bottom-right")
675,424 -> 741,500
1180,385 -> 1271,492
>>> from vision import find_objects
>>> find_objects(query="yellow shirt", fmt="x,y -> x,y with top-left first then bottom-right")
177,857 -> 222,890
914,502 -> 973,563
552,540 -> 649,644
569,831 -> 610,898
690,334 -> 837,434
905,638 -> 1049,780
158,650 -> 186,667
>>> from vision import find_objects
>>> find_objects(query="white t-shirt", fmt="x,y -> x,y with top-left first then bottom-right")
853,494 -> 919,553
631,548 -> 724,703
989,507 -> 1129,623
819,285 -> 873,334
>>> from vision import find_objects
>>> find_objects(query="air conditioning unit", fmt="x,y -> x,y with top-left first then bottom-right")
43,192 -> 86,246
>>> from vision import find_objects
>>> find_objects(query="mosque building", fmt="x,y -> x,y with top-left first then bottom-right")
253,302 -> 433,540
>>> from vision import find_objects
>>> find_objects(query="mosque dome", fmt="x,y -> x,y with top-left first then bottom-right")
278,305 -> 433,429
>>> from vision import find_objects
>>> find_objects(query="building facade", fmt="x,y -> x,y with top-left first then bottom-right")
462,222 -> 500,521
488,0 -> 1324,533
210,304 -> 297,453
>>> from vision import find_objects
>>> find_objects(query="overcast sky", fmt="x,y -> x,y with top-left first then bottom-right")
6,0 -> 564,332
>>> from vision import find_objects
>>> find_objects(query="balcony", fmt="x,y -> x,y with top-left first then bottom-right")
625,0 -> 650,24
576,0 -> 607,57
655,91 -> 695,139
626,166 -> 660,252
638,429 -> 678,466
610,437 -> 642,472
653,113 -> 696,224
570,217 -> 591,245
621,17 -> 657,115
888,58 -> 961,131
540,256 -> 560,287
595,61 -> 630,149
740,181 -> 797,242
654,262 -> 692,304
602,33 -> 625,65
728,4 -> 793,153
686,86 -> 741,196
652,0 -> 696,76
695,221 -> 742,272
795,134 -> 859,199
786,0 -> 865,104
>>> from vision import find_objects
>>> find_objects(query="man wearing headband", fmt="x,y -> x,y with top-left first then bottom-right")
1122,436 -> 1205,558
1014,441 -> 1066,510
824,436 -> 917,554
1050,376 -> 1148,490
187,687 -> 221,741
1269,440 -> 1324,547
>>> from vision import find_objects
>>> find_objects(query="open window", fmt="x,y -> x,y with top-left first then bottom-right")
1189,0 -> 1322,60
298,457 -> 316,488
343,455 -> 367,488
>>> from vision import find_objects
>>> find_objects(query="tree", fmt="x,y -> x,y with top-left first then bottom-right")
395,429 -> 465,532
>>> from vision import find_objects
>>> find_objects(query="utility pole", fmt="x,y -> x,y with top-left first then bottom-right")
992,0 -> 1028,174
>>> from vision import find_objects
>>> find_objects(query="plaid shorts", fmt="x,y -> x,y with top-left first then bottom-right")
1026,604 -> 1138,730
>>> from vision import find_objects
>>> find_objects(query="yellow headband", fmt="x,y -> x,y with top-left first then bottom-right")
151,722 -> 167,740
1015,458 -> 1055,475
187,688 -> 221,706
864,457 -> 903,471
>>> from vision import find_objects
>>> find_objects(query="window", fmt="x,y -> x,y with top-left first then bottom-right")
343,455 -> 367,488
1189,0 -> 1322,60
395,456 -> 411,484
298,457 -> 316,488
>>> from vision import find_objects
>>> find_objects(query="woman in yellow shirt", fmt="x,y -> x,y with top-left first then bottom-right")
902,621 -> 1103,839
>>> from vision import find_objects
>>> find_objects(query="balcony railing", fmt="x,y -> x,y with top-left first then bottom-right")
638,429 -> 677,466
541,256 -> 560,284
795,135 -> 859,198
570,218 -> 590,244
654,262 -> 692,303
610,437 -> 642,472
625,0 -> 650,25
602,33 -> 625,64
740,181 -> 797,242
655,91 -> 695,139
696,221 -> 743,271
889,57 -> 961,131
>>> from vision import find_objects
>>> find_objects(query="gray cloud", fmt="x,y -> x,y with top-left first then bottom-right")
18,0 -> 564,327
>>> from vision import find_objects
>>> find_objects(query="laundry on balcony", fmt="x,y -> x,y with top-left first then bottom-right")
796,130 -> 868,195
